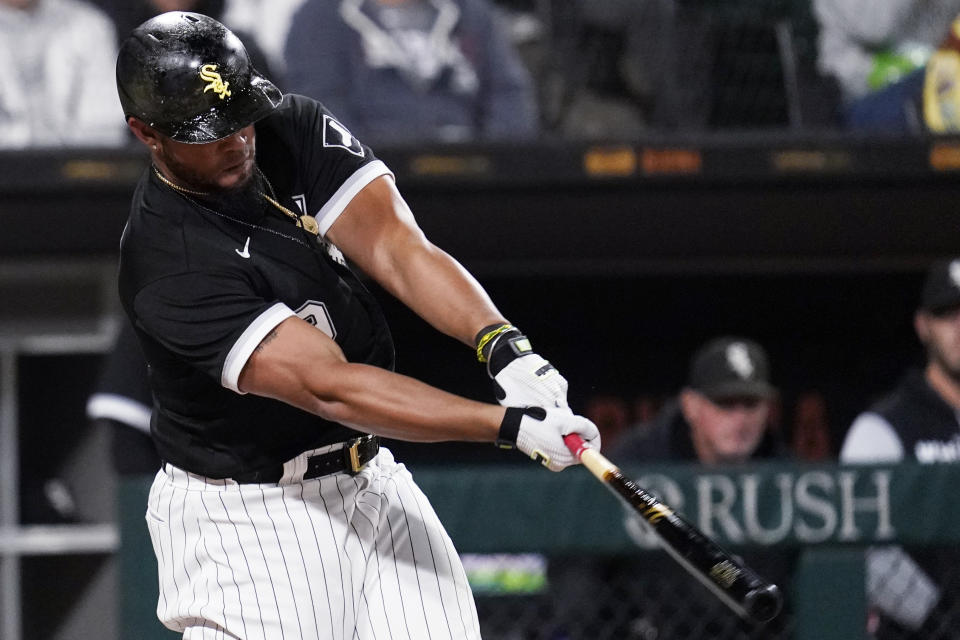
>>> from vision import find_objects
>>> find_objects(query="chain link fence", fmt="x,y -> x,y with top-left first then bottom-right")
468,551 -> 794,640
467,547 -> 960,640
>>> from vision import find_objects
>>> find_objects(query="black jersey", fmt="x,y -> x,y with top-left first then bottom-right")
871,369 -> 960,462
118,94 -> 396,478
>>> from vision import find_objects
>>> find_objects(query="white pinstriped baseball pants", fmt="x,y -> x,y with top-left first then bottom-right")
145,446 -> 481,640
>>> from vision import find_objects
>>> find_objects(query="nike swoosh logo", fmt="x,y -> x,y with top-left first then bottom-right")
235,237 -> 251,259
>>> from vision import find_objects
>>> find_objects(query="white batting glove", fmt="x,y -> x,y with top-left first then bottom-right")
476,324 -> 569,409
496,406 -> 601,472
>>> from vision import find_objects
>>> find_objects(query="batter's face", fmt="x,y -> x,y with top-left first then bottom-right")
916,306 -> 960,381
157,126 -> 258,192
128,118 -> 257,193
681,390 -> 770,465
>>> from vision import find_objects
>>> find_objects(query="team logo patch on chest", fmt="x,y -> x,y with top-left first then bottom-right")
294,300 -> 337,339
322,115 -> 364,157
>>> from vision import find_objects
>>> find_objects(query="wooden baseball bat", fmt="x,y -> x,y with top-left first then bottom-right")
563,433 -> 783,623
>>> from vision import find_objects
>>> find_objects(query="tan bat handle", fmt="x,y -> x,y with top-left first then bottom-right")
564,433 -> 615,479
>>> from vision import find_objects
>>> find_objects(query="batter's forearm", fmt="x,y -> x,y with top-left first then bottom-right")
391,243 -> 506,346
304,362 -> 505,442
327,178 -> 505,346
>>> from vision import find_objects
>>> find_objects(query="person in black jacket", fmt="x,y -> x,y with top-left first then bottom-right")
612,336 -> 784,464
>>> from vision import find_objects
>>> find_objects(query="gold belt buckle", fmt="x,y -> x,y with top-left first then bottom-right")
345,436 -> 371,473
346,434 -> 378,472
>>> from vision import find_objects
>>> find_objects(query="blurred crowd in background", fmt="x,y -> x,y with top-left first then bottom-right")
4,0 -> 960,150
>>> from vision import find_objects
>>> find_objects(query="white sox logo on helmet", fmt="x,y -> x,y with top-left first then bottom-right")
199,64 -> 231,99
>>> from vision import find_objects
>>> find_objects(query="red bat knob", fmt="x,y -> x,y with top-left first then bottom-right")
563,433 -> 588,458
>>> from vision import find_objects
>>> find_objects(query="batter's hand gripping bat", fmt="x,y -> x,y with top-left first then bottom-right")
564,434 -> 783,623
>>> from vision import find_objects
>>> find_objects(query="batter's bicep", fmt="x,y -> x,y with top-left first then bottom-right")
238,316 -> 350,411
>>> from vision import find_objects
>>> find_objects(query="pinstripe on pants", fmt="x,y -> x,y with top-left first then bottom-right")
145,447 -> 482,640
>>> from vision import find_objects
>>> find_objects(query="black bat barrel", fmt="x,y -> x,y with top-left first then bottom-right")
744,583 -> 783,623
607,470 -> 784,623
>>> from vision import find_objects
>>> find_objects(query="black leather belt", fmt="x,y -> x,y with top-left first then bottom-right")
231,435 -> 379,484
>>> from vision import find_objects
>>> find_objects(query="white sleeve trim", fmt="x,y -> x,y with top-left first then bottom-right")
85,393 -> 152,434
314,159 -> 393,237
840,412 -> 905,463
221,302 -> 296,393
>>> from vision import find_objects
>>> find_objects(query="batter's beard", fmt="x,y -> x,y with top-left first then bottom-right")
157,146 -> 266,221
160,149 -> 256,195
211,171 -> 265,216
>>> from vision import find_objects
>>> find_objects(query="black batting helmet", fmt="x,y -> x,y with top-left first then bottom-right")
116,11 -> 282,143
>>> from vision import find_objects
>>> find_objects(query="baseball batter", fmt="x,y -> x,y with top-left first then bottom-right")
114,11 -> 600,640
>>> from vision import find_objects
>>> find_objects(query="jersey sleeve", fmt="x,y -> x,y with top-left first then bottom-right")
131,270 -> 295,394
288,95 -> 393,236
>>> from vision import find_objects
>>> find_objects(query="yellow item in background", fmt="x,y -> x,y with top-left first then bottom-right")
925,49 -> 960,132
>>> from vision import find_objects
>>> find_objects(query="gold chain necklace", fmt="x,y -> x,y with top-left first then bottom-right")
152,165 -> 319,236
257,169 -> 320,235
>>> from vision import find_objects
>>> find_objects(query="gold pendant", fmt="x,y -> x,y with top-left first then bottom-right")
300,215 -> 319,236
